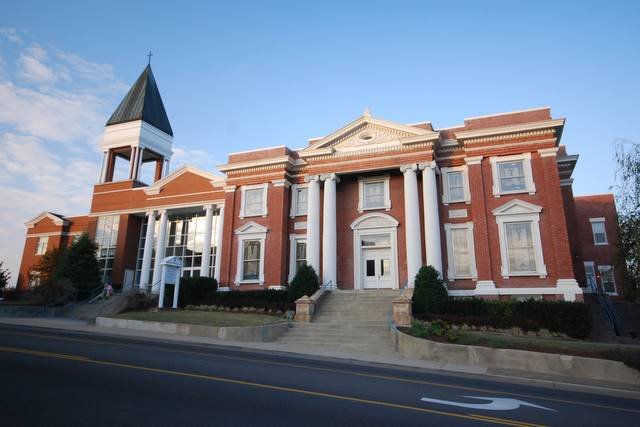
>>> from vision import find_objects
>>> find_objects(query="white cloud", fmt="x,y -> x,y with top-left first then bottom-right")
0,39 -> 126,286
19,44 -> 56,83
171,146 -> 222,173
0,28 -> 23,45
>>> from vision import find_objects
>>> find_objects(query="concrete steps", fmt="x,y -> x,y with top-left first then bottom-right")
65,294 -> 128,322
277,289 -> 399,352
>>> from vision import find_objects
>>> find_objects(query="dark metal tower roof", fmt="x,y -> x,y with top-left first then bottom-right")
106,65 -> 173,136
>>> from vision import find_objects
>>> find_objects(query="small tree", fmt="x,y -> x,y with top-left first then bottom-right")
56,233 -> 102,291
613,139 -> 640,301
0,260 -> 10,291
288,264 -> 320,302
412,265 -> 448,314
32,246 -> 66,286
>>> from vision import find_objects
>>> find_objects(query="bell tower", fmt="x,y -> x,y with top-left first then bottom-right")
98,64 -> 173,184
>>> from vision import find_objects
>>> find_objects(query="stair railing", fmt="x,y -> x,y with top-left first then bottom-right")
588,276 -> 623,336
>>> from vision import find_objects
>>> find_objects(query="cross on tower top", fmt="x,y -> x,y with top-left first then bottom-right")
147,50 -> 153,65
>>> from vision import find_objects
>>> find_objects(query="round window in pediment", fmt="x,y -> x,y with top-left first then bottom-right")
359,131 -> 375,141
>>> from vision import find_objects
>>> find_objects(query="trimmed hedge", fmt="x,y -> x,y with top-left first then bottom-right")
208,290 -> 291,312
414,298 -> 591,339
163,277 -> 218,308
288,264 -> 320,302
412,266 -> 448,314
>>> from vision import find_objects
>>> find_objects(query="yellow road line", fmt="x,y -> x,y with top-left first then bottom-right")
2,327 -> 639,414
0,344 -> 540,427
469,414 -> 547,427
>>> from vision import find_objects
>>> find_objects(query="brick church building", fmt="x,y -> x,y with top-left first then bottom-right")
17,65 -> 624,301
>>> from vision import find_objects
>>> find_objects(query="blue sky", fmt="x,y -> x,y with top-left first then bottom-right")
1,1 -> 639,283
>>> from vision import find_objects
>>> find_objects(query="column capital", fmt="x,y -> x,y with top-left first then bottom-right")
320,173 -> 340,183
203,204 -> 214,211
538,147 -> 559,157
464,156 -> 483,166
400,164 -> 418,173
223,185 -> 237,193
304,174 -> 321,183
145,210 -> 156,218
418,161 -> 439,173
157,209 -> 167,215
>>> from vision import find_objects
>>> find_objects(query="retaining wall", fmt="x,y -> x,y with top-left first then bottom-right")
96,317 -> 289,342
391,328 -> 640,385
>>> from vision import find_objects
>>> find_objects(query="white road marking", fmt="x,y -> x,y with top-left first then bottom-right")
420,396 -> 556,412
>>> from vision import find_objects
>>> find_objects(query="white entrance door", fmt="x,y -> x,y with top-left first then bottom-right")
363,248 -> 393,289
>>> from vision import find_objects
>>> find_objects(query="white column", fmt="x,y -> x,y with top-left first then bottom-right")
139,210 -> 156,291
151,209 -> 169,293
401,164 -> 423,286
99,151 -> 109,183
163,158 -> 170,177
305,175 -> 321,274
128,146 -> 137,180
134,147 -> 145,181
420,161 -> 443,274
321,174 -> 338,289
200,204 -> 214,277
214,206 -> 224,282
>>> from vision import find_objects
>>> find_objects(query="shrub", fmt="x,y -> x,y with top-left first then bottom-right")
0,260 -> 10,291
168,276 -> 217,308
208,290 -> 291,312
288,264 -> 320,302
33,278 -> 75,306
412,266 -> 448,314
415,298 -> 592,339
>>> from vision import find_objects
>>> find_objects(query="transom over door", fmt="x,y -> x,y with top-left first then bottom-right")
363,248 -> 393,289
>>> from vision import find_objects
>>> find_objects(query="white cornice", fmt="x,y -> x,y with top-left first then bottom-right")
455,119 -> 565,140
217,155 -> 294,172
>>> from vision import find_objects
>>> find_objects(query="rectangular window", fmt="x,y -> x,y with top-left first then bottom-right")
244,188 -> 265,216
451,228 -> 471,276
294,187 -> 308,216
363,181 -> 385,209
505,222 -> 537,273
599,266 -> 616,294
242,240 -> 261,281
447,171 -> 465,202
295,240 -> 307,273
35,236 -> 48,255
498,161 -> 526,192
590,220 -> 608,245
584,262 -> 597,291
96,215 -> 120,284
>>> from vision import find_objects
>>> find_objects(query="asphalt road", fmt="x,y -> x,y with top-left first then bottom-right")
0,323 -> 638,426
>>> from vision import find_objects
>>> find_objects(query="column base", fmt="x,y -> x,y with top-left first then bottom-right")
556,279 -> 582,302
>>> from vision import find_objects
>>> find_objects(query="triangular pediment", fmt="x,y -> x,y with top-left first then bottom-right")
235,221 -> 269,235
25,211 -> 68,228
144,165 -> 225,195
300,113 -> 439,156
492,199 -> 542,216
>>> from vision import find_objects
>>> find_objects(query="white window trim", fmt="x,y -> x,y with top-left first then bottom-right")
358,175 -> 391,212
490,153 -> 536,197
598,265 -> 617,296
444,222 -> 477,281
288,234 -> 307,282
583,261 -> 596,292
493,199 -> 547,279
589,217 -> 608,245
239,183 -> 269,218
35,236 -> 49,255
441,165 -> 471,205
234,222 -> 268,285
289,184 -> 308,218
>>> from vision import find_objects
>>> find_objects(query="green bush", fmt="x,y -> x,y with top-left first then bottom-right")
207,290 -> 291,312
287,264 -> 320,302
412,266 -> 448,314
163,276 -> 217,308
415,298 -> 592,339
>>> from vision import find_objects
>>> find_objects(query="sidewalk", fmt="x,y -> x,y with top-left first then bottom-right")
1,316 -> 639,399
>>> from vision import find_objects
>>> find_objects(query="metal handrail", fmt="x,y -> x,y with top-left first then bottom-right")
588,276 -> 622,336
